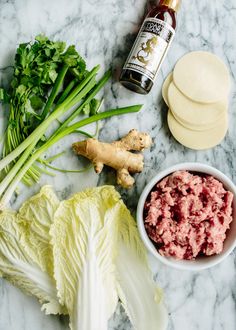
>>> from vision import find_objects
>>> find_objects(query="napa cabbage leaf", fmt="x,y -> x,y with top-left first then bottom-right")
50,185 -> 167,330
17,185 -> 59,276
112,201 -> 168,330
0,186 -> 64,314
50,186 -> 119,330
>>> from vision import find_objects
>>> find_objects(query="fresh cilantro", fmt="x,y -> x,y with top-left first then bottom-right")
1,34 -> 88,182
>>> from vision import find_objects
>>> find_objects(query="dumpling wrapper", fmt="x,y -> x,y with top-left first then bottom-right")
167,109 -> 228,150
162,72 -> 173,106
168,82 -> 228,131
173,51 -> 231,104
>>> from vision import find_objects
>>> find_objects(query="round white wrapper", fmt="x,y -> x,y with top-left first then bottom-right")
173,51 -> 231,104
167,109 -> 228,150
168,82 -> 228,130
162,72 -> 173,106
171,110 -> 226,132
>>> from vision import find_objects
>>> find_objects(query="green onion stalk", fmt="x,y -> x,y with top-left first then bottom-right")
0,105 -> 141,209
0,67 -> 111,196
0,66 -> 99,196
0,65 -> 99,172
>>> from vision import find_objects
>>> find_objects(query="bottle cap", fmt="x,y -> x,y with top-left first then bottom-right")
160,0 -> 181,12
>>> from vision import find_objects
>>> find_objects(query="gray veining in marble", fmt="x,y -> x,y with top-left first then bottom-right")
0,0 -> 236,329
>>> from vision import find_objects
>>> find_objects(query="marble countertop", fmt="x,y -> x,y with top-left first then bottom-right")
0,0 -> 236,329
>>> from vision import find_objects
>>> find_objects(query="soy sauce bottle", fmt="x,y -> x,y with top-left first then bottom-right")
120,0 -> 181,94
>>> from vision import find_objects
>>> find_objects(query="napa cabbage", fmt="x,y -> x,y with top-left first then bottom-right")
112,201 -> 168,330
50,186 -> 167,330
50,186 -> 119,330
0,186 -> 64,314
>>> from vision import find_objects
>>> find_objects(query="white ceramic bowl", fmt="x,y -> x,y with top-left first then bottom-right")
137,163 -> 236,271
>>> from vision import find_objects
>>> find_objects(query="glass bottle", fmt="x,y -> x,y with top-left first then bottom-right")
120,0 -> 181,94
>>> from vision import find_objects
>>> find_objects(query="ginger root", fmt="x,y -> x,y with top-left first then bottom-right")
72,129 -> 152,188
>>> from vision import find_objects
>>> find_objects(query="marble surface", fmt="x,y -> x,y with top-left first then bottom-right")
0,0 -> 236,329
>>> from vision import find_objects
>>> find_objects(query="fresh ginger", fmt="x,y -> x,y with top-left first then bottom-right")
72,129 -> 152,188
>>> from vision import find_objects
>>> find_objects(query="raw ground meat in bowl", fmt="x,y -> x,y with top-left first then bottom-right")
137,163 -> 236,271
144,170 -> 233,260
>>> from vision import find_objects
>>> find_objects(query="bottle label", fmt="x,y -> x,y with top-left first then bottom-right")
123,18 -> 175,82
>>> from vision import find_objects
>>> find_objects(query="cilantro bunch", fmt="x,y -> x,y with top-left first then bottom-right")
1,35 -> 98,185
3,35 -> 86,156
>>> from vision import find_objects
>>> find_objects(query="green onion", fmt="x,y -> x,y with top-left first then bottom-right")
0,66 -> 99,171
0,105 -> 142,209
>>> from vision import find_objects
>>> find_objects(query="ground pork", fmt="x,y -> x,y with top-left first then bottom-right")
144,171 -> 233,260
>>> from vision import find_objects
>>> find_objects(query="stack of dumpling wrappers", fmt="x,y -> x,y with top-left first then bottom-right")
162,51 -> 231,150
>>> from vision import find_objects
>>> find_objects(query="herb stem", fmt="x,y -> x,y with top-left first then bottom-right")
57,78 -> 78,104
40,64 -> 69,121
